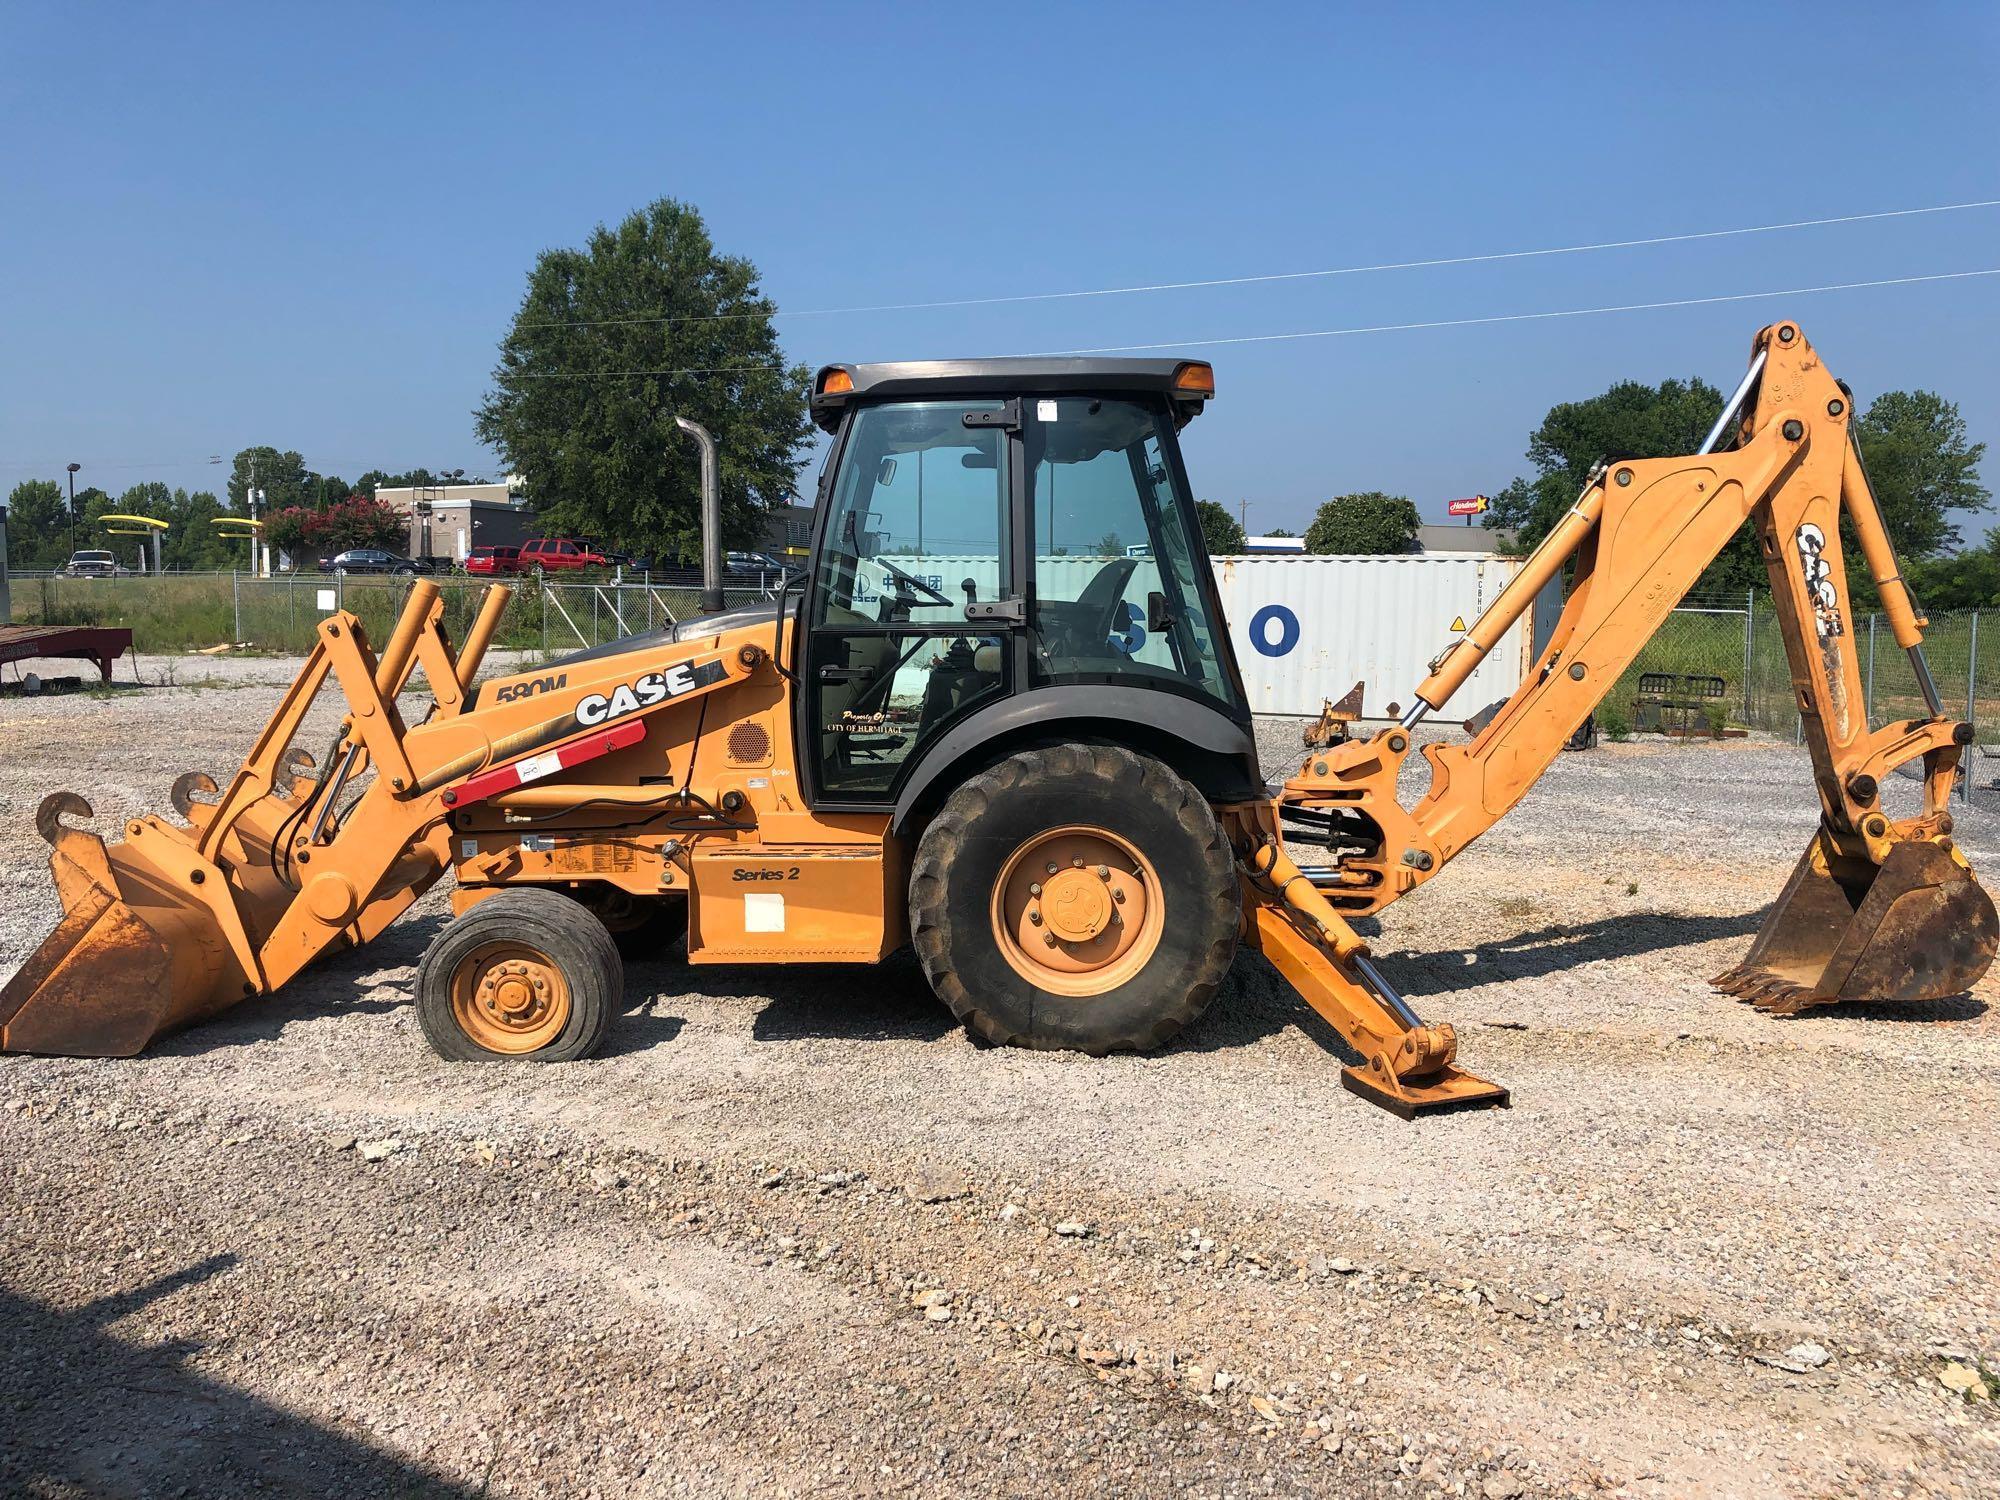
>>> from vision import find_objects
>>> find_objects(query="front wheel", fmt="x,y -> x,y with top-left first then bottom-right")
415,888 -> 621,1061
909,744 -> 1239,1053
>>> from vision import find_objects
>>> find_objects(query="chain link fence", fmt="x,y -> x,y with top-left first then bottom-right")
1616,590 -> 2000,804
15,572 -> 1999,801
8,571 -> 778,659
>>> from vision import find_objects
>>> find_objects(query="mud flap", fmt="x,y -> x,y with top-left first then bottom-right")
1714,837 -> 1998,1014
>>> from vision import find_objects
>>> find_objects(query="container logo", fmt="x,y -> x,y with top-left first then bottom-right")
1248,604 -> 1300,658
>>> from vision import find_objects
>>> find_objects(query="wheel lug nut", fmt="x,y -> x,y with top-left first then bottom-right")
1072,857 -> 1084,869
1096,865 -> 1110,880
1029,882 -> 1041,896
1028,911 -> 1042,926
1043,933 -> 1058,948
1112,889 -> 1125,903
1045,862 -> 1058,875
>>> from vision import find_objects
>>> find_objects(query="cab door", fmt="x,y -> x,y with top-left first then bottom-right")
802,399 -> 1019,806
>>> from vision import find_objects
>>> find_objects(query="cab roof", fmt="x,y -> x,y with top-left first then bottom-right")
811,357 -> 1212,433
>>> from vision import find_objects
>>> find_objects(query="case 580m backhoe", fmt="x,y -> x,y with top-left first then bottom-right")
4,323 -> 1993,1116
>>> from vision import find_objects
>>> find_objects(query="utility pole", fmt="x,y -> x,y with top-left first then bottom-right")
1237,498 -> 1250,534
66,462 -> 81,559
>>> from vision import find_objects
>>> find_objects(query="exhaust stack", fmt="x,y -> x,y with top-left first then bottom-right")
674,415 -> 723,615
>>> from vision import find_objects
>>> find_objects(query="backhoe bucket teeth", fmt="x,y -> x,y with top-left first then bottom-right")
1714,836 -> 1998,1014
0,792 -> 284,1057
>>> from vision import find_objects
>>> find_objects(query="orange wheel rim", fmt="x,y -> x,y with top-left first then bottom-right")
449,940 -> 571,1054
990,825 -> 1164,996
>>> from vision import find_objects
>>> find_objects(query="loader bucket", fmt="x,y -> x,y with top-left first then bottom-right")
1713,834 -> 1998,1015
0,785 -> 301,1057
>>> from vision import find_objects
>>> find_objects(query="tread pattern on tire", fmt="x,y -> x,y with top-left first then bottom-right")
415,887 -> 623,1062
908,743 -> 1238,1053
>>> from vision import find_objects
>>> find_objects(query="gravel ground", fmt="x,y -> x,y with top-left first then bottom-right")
4,659 -> 1999,1498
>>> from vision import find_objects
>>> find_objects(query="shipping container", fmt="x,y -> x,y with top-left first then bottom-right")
1211,553 -> 1561,720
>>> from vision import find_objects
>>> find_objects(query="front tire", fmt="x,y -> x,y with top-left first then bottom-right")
416,889 -> 621,1061
909,745 -> 1238,1053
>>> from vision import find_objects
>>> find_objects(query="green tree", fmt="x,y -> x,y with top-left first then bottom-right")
1486,377 -> 1988,594
358,468 -> 439,495
1305,492 -> 1421,555
1485,376 -> 1724,558
1263,527 -> 1296,538
5,478 -> 68,570
1853,390 -> 1989,558
226,447 -> 311,516
1195,499 -> 1245,555
475,198 -> 812,564
108,481 -> 225,571
1904,529 -> 2000,610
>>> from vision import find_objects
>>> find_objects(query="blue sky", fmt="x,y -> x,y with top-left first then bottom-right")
3,2 -> 1996,535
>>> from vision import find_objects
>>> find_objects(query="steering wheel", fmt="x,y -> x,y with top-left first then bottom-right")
1074,557 -> 1139,650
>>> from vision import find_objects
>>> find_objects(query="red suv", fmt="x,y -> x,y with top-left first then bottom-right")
519,537 -> 611,572
464,545 -> 522,576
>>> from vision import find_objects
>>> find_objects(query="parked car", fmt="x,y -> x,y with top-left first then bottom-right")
318,548 -> 432,576
463,545 -> 523,576
59,550 -> 123,578
519,537 -> 613,572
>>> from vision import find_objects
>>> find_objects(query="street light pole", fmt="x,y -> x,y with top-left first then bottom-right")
66,462 -> 81,558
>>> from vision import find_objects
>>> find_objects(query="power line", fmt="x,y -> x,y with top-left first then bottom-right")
517,197 -> 2000,330
496,266 -> 2000,378
1036,268 -> 2000,355
520,363 -> 786,379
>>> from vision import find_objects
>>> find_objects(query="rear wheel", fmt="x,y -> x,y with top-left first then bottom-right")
909,744 -> 1238,1053
416,889 -> 620,1061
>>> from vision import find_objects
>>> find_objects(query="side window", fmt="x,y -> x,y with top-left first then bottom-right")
810,400 -> 1011,799
1026,398 -> 1238,708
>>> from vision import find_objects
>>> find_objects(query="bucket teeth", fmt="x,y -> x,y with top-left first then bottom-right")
1711,964 -> 1821,1015
1714,832 -> 1998,1015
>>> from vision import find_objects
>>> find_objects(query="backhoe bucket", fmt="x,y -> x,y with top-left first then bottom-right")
1714,834 -> 1998,1015
0,777 -> 307,1056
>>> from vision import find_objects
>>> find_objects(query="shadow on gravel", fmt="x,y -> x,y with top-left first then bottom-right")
0,1255 -> 483,1498
600,1002 -> 688,1057
142,916 -> 445,1057
1396,909 -> 1769,990
748,950 -> 957,1045
1801,992 -> 1987,1024
1173,910 -> 1777,1066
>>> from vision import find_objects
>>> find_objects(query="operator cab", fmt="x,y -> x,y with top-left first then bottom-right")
803,358 -> 1249,806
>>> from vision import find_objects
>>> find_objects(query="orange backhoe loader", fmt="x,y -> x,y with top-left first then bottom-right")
4,323 -> 1992,1115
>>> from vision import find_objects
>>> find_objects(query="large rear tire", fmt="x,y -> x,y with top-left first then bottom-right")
909,744 -> 1238,1053
416,889 -> 621,1061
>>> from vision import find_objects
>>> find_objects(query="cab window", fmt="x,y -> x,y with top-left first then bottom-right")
1025,398 -> 1238,709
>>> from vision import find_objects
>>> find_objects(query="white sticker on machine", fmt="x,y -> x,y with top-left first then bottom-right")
514,750 -> 562,784
744,892 -> 786,933
1037,399 -> 1058,422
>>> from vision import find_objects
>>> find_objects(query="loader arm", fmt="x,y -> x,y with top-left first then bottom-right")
0,578 -> 760,1055
1227,322 -> 1995,1113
